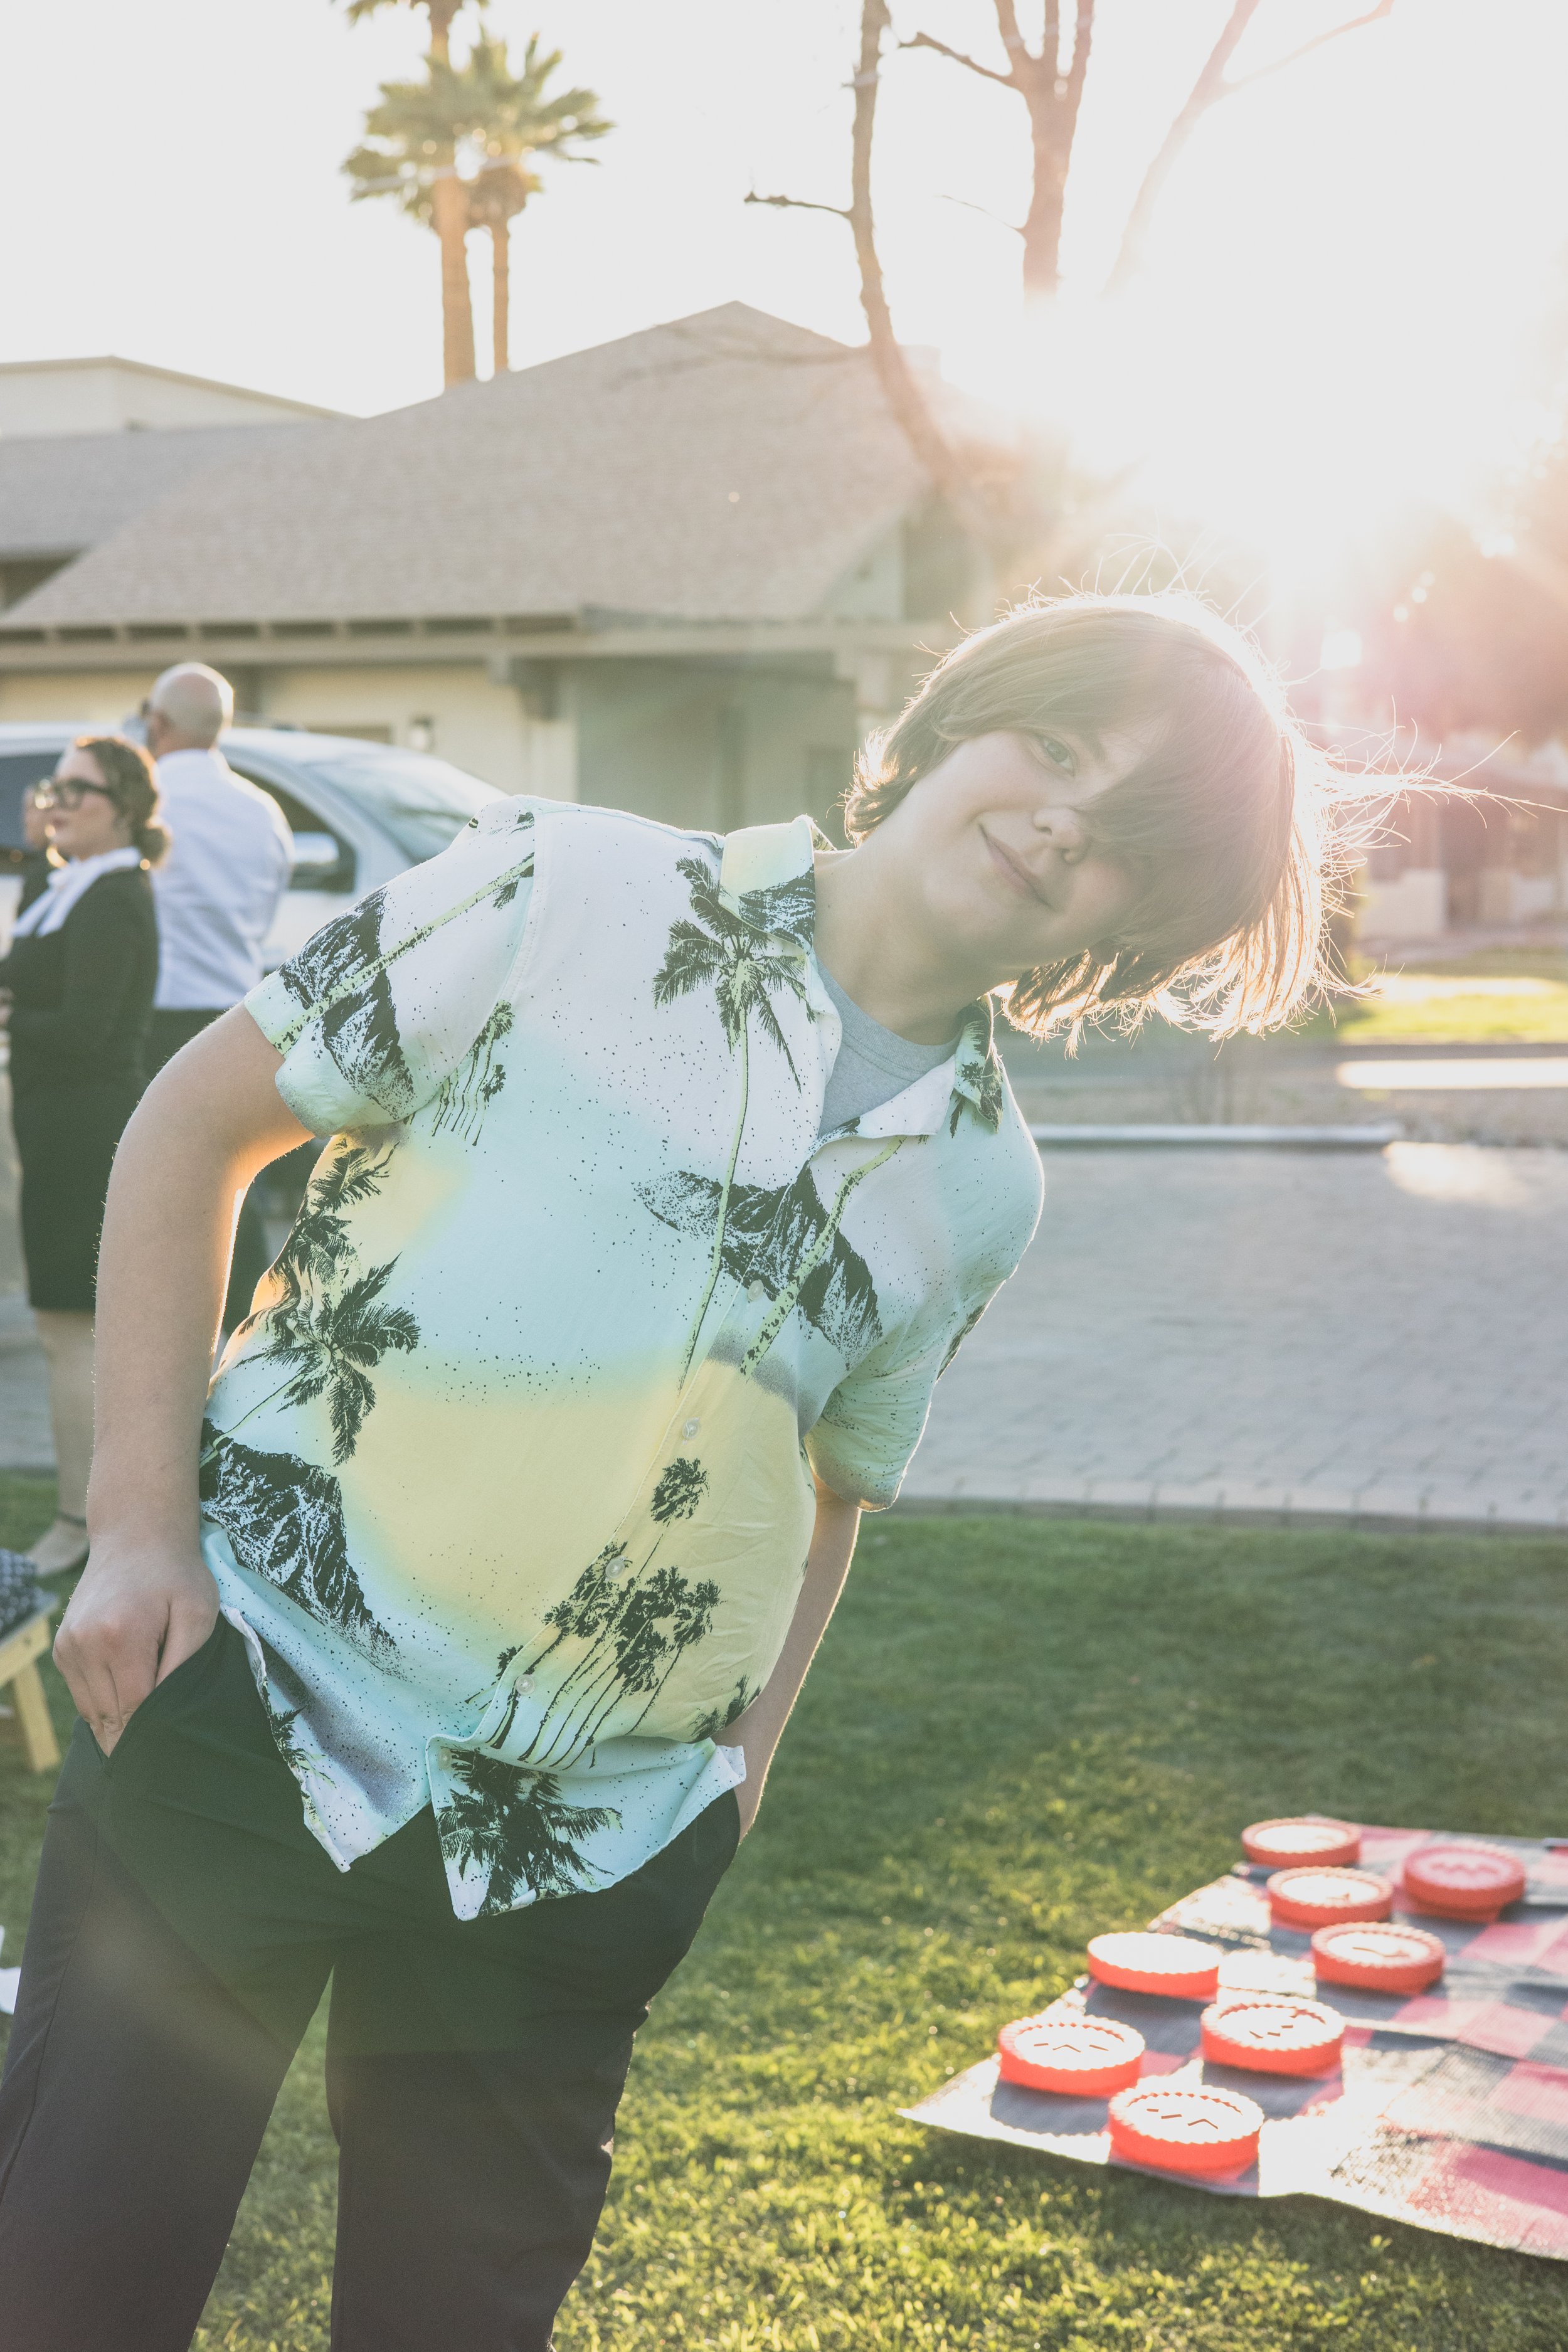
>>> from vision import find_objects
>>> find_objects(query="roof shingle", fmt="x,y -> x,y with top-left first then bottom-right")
8,306 -> 973,631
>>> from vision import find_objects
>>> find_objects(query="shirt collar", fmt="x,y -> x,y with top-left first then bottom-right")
716,816 -> 820,947
718,817 -> 1006,1144
156,746 -> 231,783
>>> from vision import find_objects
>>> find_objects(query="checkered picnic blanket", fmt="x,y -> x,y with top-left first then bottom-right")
903,1825 -> 1568,2258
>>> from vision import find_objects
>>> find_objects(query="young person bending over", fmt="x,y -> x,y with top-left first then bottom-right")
0,595 -> 1347,2351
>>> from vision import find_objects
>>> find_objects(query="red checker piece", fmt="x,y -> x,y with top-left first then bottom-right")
1311,1920 -> 1445,1994
1199,1993 -> 1345,2076
997,2014 -> 1145,2097
1106,2082 -> 1263,2176
1401,1843 -> 1526,1922
1242,1816 -> 1361,1869
1086,1932 -> 1221,1999
1266,1867 -> 1392,1929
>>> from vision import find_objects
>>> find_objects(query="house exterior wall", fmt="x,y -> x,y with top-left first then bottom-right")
0,646 -> 873,829
253,664 -> 551,795
0,362 -> 327,437
0,669 -> 154,727
573,660 -> 858,836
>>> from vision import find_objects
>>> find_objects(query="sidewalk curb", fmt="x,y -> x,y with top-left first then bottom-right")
889,1493 -> 1568,1539
1030,1123 -> 1400,1149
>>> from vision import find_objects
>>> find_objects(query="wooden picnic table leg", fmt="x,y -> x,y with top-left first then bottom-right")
11,1661 -> 60,1773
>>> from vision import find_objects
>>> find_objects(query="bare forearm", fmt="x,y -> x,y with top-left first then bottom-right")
90,1011 -> 306,1547
90,1107 -> 247,1551
58,1009 -> 308,1745
731,1481 -> 861,1833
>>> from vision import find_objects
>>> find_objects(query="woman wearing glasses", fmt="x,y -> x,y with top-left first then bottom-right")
0,738 -> 167,1576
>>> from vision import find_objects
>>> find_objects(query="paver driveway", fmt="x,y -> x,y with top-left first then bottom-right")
4,1115 -> 1567,1528
904,1143 -> 1568,1530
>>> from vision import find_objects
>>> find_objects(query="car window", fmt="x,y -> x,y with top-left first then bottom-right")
0,749 -> 63,860
228,771 -> 357,894
294,748 -> 501,862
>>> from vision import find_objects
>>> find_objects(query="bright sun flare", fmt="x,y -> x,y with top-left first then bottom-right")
923,1 -> 1565,585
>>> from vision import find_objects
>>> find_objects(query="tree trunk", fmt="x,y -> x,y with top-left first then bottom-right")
432,169 -> 476,386
849,0 -> 992,543
422,0 -> 458,64
1019,116 -> 1067,297
492,218 -> 509,374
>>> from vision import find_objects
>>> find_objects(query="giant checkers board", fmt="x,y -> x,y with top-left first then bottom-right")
903,1825 -> 1568,2257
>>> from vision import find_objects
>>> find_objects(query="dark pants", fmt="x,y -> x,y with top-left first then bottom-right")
0,1621 -> 738,2351
146,1009 -> 272,1328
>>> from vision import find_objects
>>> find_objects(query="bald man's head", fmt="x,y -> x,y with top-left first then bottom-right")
146,663 -> 234,753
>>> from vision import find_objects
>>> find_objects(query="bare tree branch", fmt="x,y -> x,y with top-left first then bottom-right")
994,0 -> 1027,56
746,191 -> 850,223
1226,0 -> 1397,94
899,30 -> 1014,88
845,1 -> 996,534
1062,3 -> 1096,116
1108,0 -> 1397,292
904,0 -> 1099,293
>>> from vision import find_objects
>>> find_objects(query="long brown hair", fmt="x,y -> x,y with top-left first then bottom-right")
74,736 -> 171,867
844,593 -> 1360,1042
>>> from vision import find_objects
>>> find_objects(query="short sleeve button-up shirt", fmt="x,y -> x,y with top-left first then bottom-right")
206,799 -> 1043,1919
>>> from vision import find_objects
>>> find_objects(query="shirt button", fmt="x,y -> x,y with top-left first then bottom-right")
518,1671 -> 535,1693
682,1418 -> 701,1438
608,1557 -> 628,1579
747,1281 -> 765,1303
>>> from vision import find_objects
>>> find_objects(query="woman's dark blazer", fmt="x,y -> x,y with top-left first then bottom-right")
1,864 -> 159,1310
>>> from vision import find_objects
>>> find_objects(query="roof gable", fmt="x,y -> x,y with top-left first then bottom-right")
8,305 -> 981,633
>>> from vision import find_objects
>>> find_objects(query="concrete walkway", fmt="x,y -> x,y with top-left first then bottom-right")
904,1142 -> 1568,1532
4,1131 -> 1567,1533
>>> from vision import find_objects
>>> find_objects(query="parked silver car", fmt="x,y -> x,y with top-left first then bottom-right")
0,724 -> 504,959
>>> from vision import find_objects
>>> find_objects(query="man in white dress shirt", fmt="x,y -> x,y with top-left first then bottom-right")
143,663 -> 294,1322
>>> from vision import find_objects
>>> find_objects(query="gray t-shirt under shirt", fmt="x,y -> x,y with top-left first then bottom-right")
817,964 -> 956,1135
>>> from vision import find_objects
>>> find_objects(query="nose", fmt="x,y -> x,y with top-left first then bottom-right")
1032,802 -> 1087,864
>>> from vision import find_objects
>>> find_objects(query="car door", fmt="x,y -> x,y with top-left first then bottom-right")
221,754 -> 389,971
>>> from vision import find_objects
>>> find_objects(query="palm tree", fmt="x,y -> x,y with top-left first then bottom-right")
273,1140 -> 397,1300
653,856 -> 815,1374
432,1001 -> 513,1140
336,0 -> 483,383
199,1426 -> 395,1656
465,162 -> 538,377
637,1165 -> 886,1364
650,1454 -> 709,1524
457,34 -> 611,373
270,824 -> 534,1111
439,1751 -> 618,1911
501,1460 -> 715,1766
344,58 -> 482,386
692,1677 -> 758,1744
539,1559 -> 721,1762
255,1257 -> 420,1465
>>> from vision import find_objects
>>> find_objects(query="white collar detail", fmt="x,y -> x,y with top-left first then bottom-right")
11,845 -> 143,939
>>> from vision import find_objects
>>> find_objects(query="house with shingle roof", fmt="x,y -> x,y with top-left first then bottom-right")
0,306 -> 997,825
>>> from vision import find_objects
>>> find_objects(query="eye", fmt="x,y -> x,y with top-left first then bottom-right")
1035,734 -> 1078,776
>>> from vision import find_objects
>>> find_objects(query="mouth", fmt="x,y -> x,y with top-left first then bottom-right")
980,824 -> 1054,909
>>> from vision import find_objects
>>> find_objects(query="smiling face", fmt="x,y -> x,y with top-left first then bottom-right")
880,726 -> 1148,992
41,746 -> 134,861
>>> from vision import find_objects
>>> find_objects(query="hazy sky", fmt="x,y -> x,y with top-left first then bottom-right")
4,1 -> 1566,555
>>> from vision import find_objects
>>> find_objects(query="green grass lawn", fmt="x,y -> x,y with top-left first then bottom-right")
1303,950 -> 1568,1047
3,1477 -> 1568,2348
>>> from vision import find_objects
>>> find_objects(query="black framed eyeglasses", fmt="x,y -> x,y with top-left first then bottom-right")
36,778 -> 116,811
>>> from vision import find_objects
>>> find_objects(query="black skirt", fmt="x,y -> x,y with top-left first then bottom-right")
12,1081 -> 142,1312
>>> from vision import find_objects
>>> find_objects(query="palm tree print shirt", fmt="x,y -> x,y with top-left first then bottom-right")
205,798 -> 1043,1919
